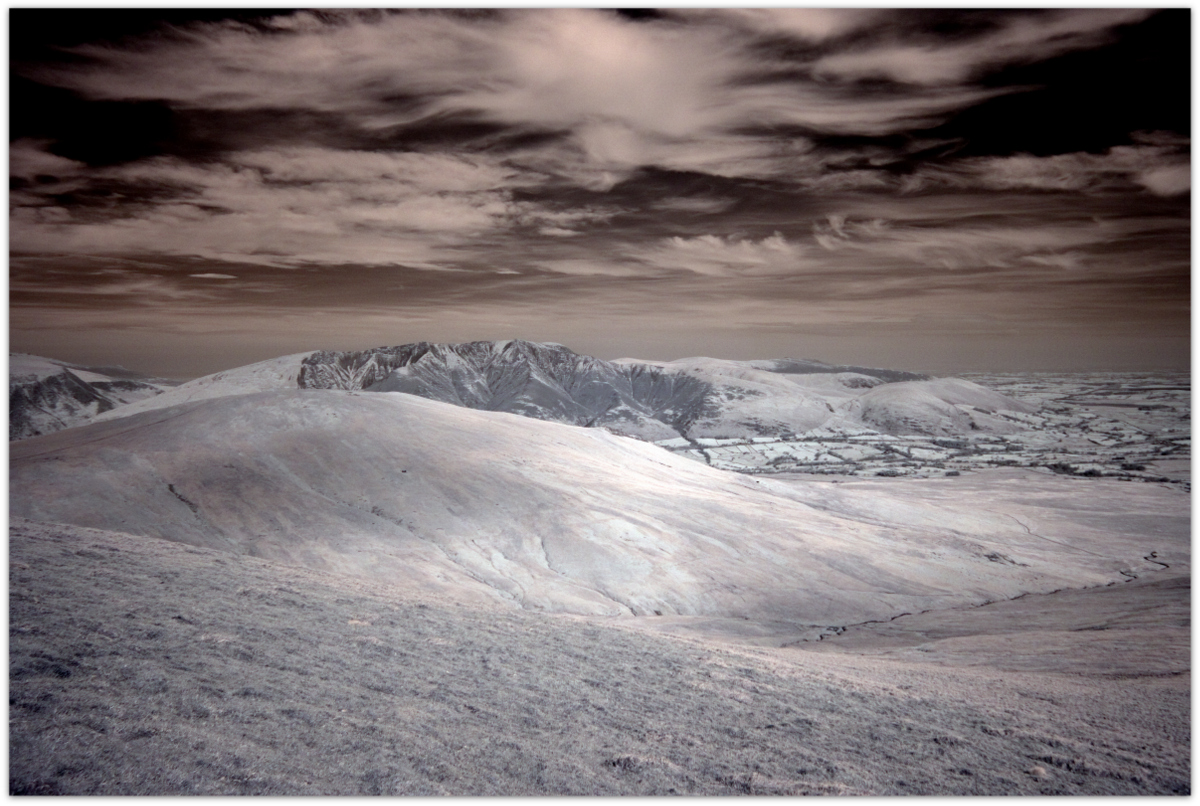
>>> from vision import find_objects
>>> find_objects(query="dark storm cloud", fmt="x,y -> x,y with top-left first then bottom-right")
8,8 -> 1190,374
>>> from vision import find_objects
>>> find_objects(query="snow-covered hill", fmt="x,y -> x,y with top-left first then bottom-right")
9,353 -> 169,441
91,351 -> 316,425
10,389 -> 1173,631
856,377 -> 1036,436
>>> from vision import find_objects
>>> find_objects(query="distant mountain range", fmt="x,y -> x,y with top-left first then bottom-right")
11,340 -> 1033,442
8,354 -> 170,441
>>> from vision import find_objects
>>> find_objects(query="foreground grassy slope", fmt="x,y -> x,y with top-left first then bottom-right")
10,519 -> 1189,796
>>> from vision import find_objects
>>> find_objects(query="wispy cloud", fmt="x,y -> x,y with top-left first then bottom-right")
809,211 -> 1177,275
20,9 -> 1136,192
10,269 -> 226,304
634,233 -> 808,277
812,9 -> 1152,85
10,146 -> 538,266
649,197 -> 737,215
10,138 -> 87,181
670,9 -> 883,43
15,10 -> 1177,254
901,137 -> 1190,196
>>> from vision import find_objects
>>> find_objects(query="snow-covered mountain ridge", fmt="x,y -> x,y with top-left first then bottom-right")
30,341 -> 1035,445
294,340 -> 1032,442
9,353 -> 170,441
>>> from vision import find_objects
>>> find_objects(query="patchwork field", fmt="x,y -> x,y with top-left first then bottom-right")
661,372 -> 1190,490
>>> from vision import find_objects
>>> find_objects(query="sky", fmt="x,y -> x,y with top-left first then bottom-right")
8,7 -> 1191,379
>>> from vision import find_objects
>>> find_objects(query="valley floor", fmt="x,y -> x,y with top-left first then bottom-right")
9,518 -> 1190,796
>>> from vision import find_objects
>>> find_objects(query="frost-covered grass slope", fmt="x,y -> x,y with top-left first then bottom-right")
9,353 -> 168,441
10,389 -> 1168,628
10,519 -> 1188,795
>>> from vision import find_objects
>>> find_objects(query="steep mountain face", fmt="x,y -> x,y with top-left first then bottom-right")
9,389 -> 1172,626
624,356 -> 860,439
9,354 -> 167,441
299,340 -> 714,440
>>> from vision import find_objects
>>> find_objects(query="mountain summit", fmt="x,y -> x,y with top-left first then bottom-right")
298,340 -> 712,440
